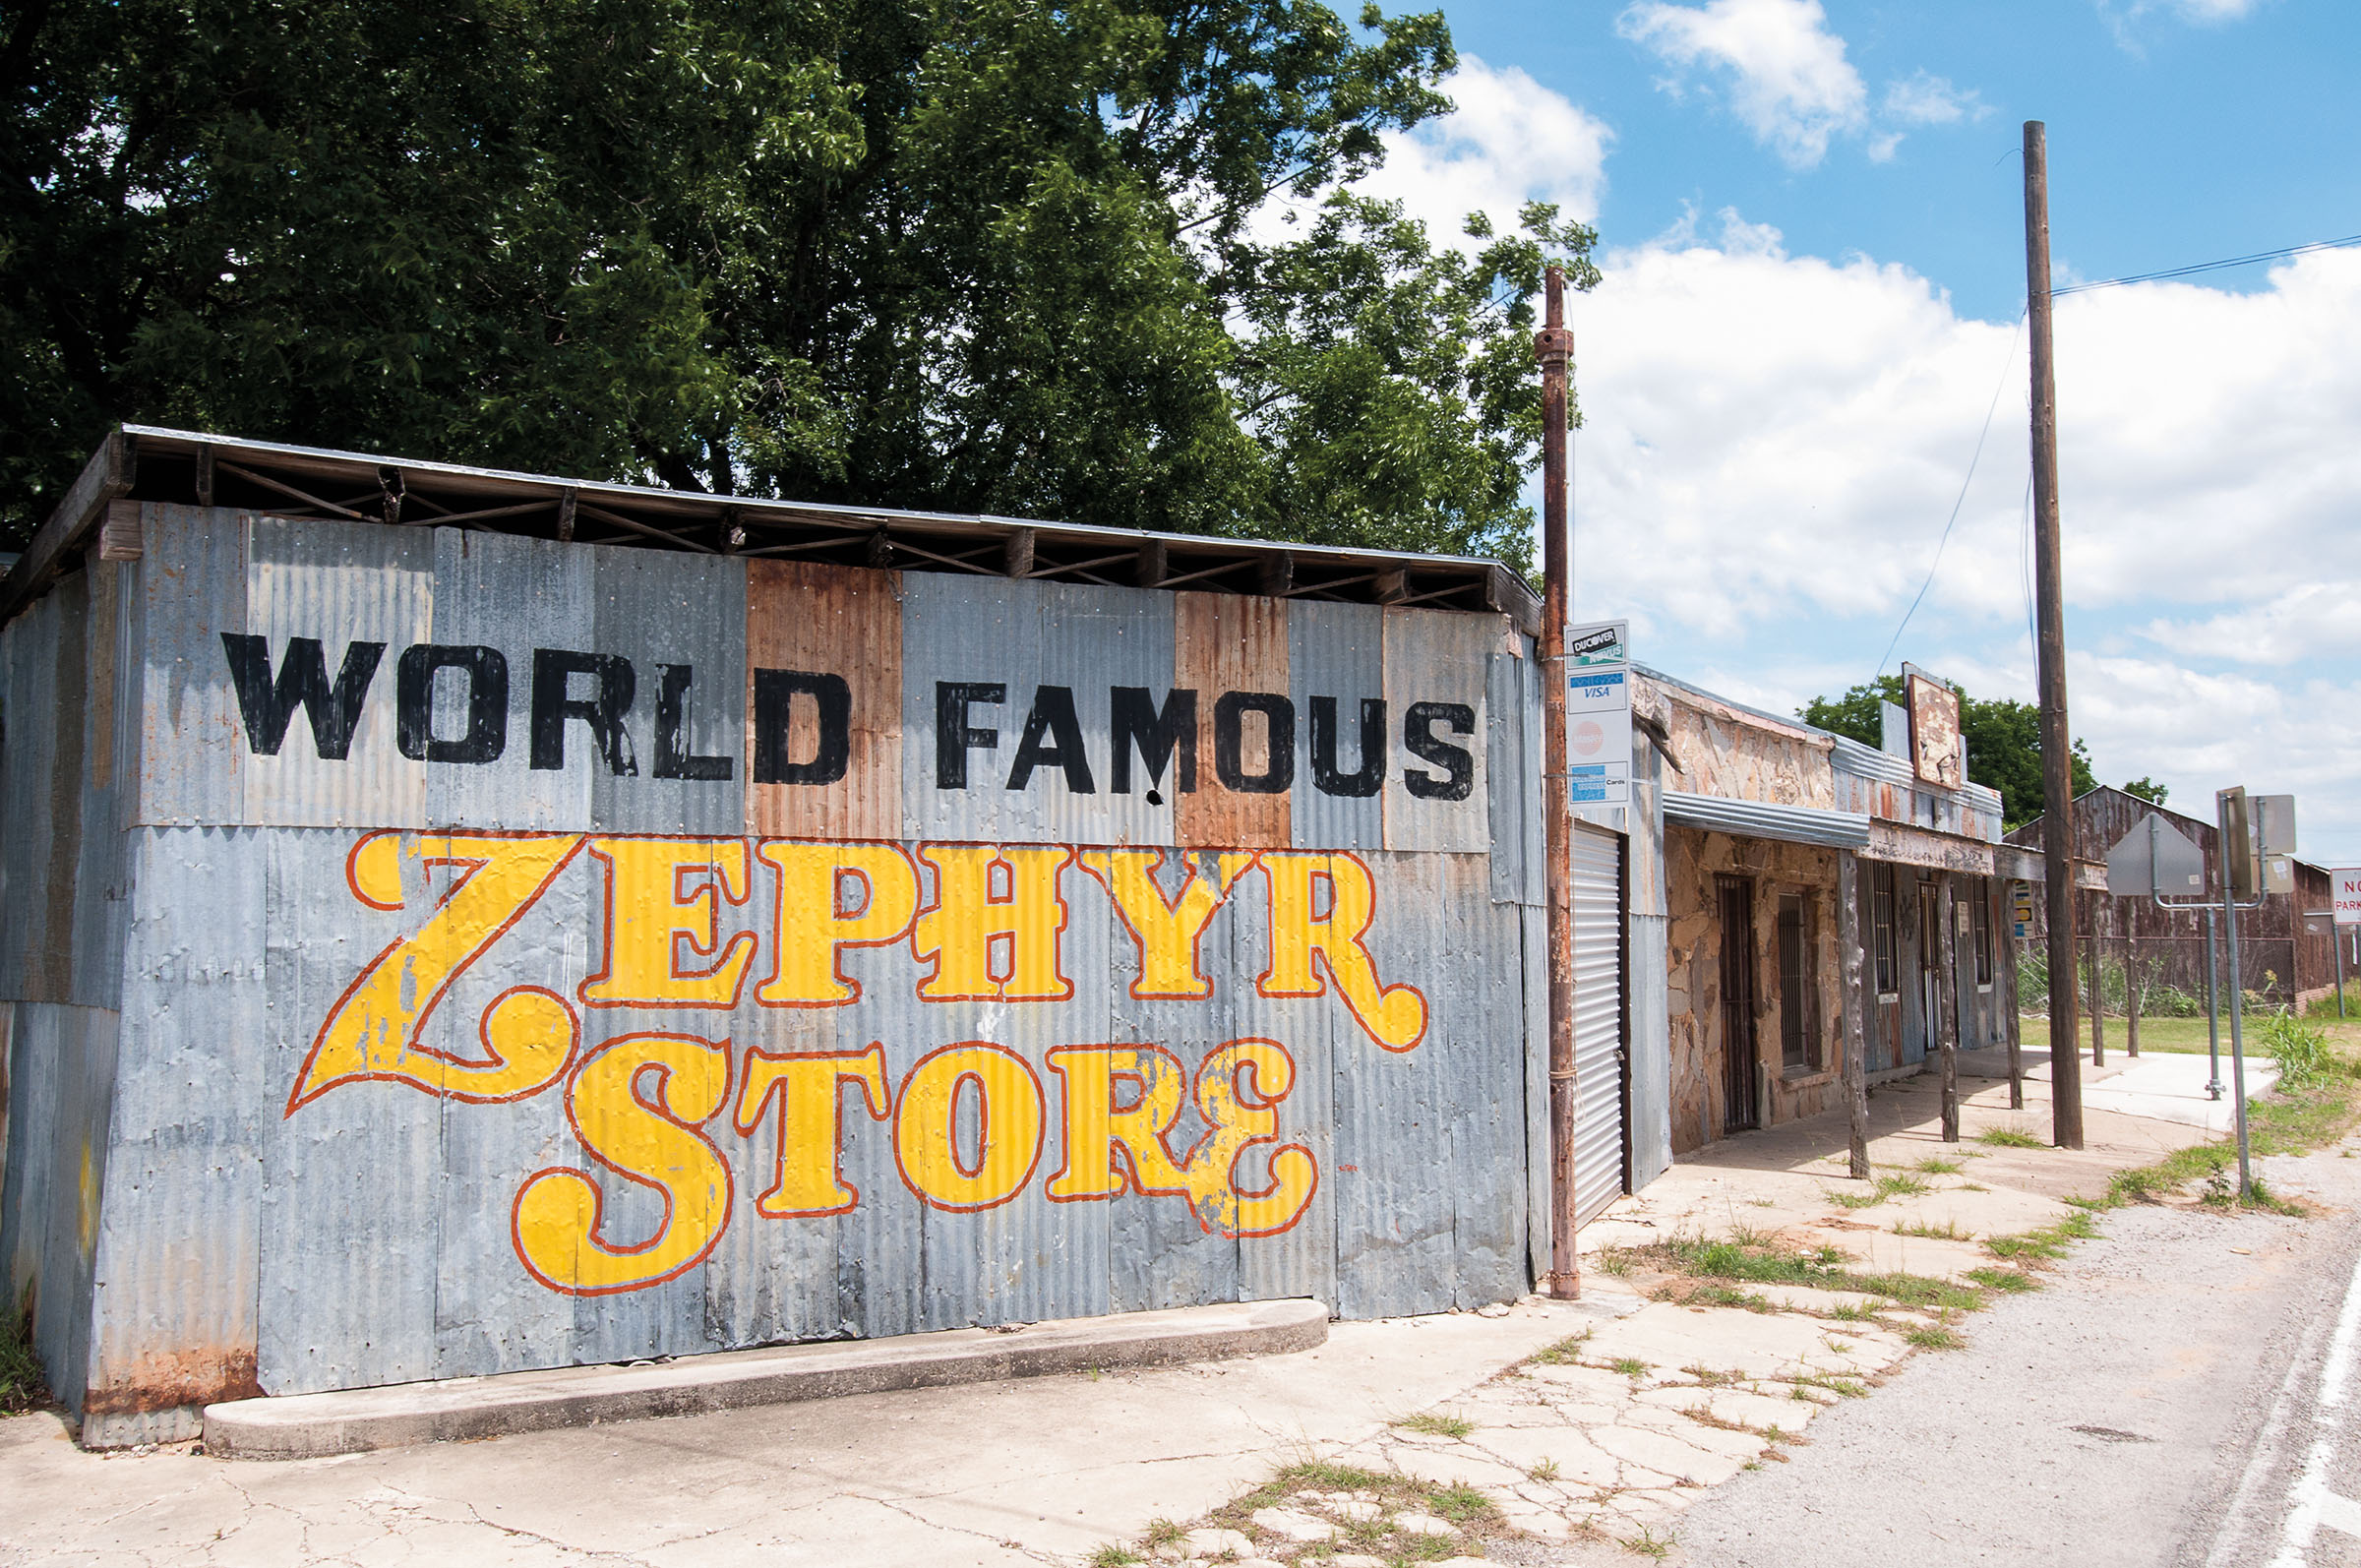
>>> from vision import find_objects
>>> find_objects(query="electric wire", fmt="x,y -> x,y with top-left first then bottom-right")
2051,231 -> 2361,296
1876,311 -> 2027,679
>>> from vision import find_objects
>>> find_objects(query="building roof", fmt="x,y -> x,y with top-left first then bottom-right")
1,427 -> 1544,633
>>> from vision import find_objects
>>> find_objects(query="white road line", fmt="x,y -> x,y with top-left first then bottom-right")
2270,1237 -> 2361,1567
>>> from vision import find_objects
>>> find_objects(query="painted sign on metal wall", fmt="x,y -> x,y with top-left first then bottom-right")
3,504 -> 1547,1423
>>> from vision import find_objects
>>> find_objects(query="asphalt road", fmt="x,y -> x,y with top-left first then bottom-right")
1666,1142 -> 2361,1567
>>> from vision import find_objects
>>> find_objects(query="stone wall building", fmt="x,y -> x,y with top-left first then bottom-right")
1628,672 -> 2036,1158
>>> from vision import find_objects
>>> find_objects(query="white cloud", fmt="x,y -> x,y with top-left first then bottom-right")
1616,0 -> 1867,168
1882,71 -> 1984,128
1318,56 -> 1611,247
2098,0 -> 2267,50
1565,220 -> 2361,861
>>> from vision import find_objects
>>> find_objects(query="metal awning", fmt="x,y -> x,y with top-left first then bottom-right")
1663,791 -> 1873,851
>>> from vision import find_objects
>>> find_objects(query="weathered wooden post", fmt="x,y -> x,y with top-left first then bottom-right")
1840,850 -> 1871,1176
1938,874 -> 1961,1141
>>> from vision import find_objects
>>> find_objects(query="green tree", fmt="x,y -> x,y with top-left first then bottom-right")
1798,676 -> 2097,832
2123,776 -> 2168,805
3,0 -> 1597,562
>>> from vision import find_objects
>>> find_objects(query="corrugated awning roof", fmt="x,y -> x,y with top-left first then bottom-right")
0,427 -> 1544,633
1663,791 -> 1874,851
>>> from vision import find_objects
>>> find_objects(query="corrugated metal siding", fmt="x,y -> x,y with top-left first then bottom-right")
1664,792 -> 1872,850
1571,824 -> 1624,1225
2,505 -> 1549,1432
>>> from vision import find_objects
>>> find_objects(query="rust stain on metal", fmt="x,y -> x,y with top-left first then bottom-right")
82,1347 -> 263,1415
1175,592 -> 1290,849
746,559 -> 903,840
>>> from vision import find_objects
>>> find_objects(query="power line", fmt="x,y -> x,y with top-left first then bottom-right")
2052,231 -> 2361,297
1877,312 -> 2027,679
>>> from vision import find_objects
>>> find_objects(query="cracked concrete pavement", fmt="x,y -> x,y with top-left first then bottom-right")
2,1051 -> 2228,1566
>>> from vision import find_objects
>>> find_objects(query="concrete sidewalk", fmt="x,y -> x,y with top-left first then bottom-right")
0,1064 -> 2247,1567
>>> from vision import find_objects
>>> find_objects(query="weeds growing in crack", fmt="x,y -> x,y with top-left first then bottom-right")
1395,1411 -> 1475,1438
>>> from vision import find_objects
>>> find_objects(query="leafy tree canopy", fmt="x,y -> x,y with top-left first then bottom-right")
2,0 -> 1599,563
2123,775 -> 2168,805
1798,676 -> 2097,832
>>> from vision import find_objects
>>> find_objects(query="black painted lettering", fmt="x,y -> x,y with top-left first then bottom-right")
652,664 -> 733,781
936,682 -> 1004,789
529,649 -> 637,774
219,634 -> 386,759
1212,691 -> 1295,795
1109,687 -> 1196,795
395,644 -> 508,764
1403,700 -> 1475,801
1309,695 -> 1385,798
1006,685 -> 1096,793
753,669 -> 851,785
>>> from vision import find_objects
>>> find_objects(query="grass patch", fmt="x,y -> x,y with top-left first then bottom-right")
1634,1232 -> 1983,1316
1914,1157 -> 1966,1176
1892,1219 -> 1972,1240
1966,1266 -> 2038,1294
1140,1519 -> 1185,1549
1906,1323 -> 1966,1352
1089,1547 -> 1142,1568
1791,1372 -> 1870,1398
1203,1460 -> 1504,1564
1529,1458 -> 1561,1481
1978,1126 -> 2046,1149
1395,1411 -> 1474,1438
1609,1357 -> 1651,1377
1,1305 -> 46,1415
1620,1525 -> 1676,1559
1529,1329 -> 1595,1364
1824,1187 -> 1885,1210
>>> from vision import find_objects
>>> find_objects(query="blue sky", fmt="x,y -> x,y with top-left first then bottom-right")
1339,0 -> 2361,864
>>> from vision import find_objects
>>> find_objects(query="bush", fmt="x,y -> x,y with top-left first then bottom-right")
2259,1009 -> 2337,1094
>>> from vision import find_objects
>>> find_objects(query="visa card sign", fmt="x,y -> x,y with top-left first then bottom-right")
1565,620 -> 1631,808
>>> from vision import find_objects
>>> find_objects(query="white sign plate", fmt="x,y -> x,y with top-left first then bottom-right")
2335,868 -> 2361,927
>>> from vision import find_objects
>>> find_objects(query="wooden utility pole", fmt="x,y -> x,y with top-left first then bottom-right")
1537,267 -> 1581,1297
1838,851 -> 1871,1177
2026,121 -> 2085,1149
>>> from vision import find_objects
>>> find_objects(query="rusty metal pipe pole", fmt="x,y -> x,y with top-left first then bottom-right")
2025,120 -> 2084,1149
1537,267 -> 1581,1298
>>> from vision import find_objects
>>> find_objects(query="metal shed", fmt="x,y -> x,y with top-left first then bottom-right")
0,428 -> 1568,1446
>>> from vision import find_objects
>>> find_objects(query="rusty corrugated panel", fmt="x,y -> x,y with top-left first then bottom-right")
746,560 -> 903,841
1176,592 -> 1289,849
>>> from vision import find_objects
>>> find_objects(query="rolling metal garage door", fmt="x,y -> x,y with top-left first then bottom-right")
1572,822 -> 1627,1226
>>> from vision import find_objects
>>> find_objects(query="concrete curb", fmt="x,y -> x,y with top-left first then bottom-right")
203,1297 -> 1330,1460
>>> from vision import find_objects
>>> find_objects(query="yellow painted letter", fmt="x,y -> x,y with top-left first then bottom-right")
581,838 -> 757,1008
754,841 -> 919,1005
733,1044 -> 890,1216
513,1032 -> 733,1295
1255,853 -> 1427,1051
1180,1039 -> 1318,1237
911,846 -> 1073,1000
1045,1046 -> 1190,1200
893,1044 -> 1044,1211
1076,850 -> 1252,998
289,831 -> 585,1112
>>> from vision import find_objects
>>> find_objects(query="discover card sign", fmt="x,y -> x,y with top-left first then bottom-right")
85,507 -> 1544,1397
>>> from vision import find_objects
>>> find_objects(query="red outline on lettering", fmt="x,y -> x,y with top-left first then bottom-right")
891,1042 -> 1046,1214
286,831 -> 587,1115
577,836 -> 758,1010
752,839 -> 919,1009
1249,851 -> 1430,1053
509,1031 -> 736,1297
1043,1044 -> 1192,1204
1075,849 -> 1249,1000
908,842 -> 1077,1003
730,1041 -> 890,1219
344,829 -> 405,911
